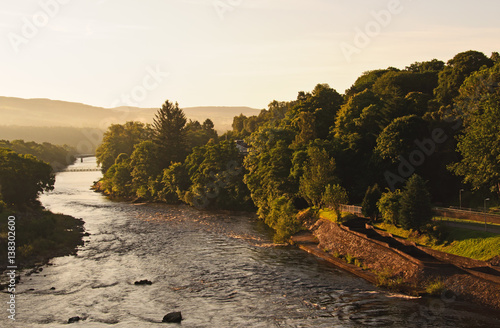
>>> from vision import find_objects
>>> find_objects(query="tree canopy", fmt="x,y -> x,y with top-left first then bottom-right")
0,148 -> 54,207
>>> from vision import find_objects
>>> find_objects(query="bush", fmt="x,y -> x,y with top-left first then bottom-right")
425,279 -> 446,296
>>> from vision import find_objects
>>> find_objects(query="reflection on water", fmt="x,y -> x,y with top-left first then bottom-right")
1,157 -> 499,327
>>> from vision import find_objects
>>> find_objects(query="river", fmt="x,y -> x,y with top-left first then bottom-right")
1,157 -> 499,327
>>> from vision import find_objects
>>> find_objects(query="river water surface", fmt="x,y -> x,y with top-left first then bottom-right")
2,157 -> 500,327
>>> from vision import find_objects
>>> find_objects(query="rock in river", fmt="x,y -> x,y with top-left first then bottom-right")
134,279 -> 153,285
162,312 -> 182,323
68,316 -> 81,323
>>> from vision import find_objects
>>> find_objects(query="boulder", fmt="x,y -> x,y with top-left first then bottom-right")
162,312 -> 182,323
134,279 -> 153,285
68,316 -> 81,323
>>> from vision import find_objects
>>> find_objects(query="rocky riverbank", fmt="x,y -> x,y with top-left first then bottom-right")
292,217 -> 500,311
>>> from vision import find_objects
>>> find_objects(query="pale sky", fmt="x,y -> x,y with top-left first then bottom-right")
1,0 -> 499,110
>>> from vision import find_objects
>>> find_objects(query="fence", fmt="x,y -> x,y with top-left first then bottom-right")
340,204 -> 363,216
433,207 -> 500,225
63,168 -> 101,172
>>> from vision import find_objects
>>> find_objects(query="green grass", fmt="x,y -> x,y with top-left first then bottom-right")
434,216 -> 500,227
425,279 -> 446,296
318,209 -> 355,223
433,228 -> 500,261
374,220 -> 500,261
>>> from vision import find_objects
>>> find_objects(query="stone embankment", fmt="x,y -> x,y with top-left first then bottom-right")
292,218 -> 500,310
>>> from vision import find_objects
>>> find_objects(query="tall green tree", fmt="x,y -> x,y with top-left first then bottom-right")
322,184 -> 348,219
399,175 -> 433,231
362,184 -> 382,219
450,63 -> 500,195
299,146 -> 337,207
129,140 -> 161,199
377,189 -> 402,225
152,100 -> 188,168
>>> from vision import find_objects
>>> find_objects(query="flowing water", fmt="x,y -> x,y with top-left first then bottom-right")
1,157 -> 499,327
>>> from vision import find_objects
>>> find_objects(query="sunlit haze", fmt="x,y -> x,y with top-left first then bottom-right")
1,0 -> 499,109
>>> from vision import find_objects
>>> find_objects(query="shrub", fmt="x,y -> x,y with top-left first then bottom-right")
425,279 -> 446,296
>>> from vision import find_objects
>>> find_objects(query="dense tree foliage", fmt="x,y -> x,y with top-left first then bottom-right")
322,184 -> 348,219
450,62 -> 500,195
96,121 -> 150,173
95,50 -> 500,241
434,50 -> 493,107
361,184 -> 382,219
377,189 -> 402,225
399,175 -> 433,231
0,139 -> 76,170
152,100 -> 189,169
0,148 -> 54,207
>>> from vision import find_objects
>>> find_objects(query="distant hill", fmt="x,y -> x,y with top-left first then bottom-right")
0,97 -> 261,132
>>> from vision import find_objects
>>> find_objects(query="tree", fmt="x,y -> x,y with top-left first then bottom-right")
0,148 -> 54,207
434,50 -> 493,106
129,140 -> 161,199
182,140 -> 251,210
362,184 -> 382,219
152,100 -> 188,168
186,119 -> 218,149
405,59 -> 445,73
450,63 -> 500,195
399,174 -> 433,231
268,196 -> 299,243
299,146 -> 337,207
375,115 -> 428,163
377,189 -> 402,225
96,122 -> 149,173
159,163 -> 190,203
293,111 -> 316,146
322,184 -> 348,219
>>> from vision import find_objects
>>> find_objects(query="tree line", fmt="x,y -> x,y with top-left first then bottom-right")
0,144 -> 84,270
0,139 -> 76,171
0,140 -> 77,210
95,50 -> 500,241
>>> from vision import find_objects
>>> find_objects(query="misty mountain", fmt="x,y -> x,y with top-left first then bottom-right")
0,97 -> 261,132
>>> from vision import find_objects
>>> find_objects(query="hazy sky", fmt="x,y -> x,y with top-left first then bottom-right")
1,0 -> 499,109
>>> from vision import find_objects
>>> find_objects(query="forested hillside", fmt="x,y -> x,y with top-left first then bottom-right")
95,50 -> 500,241
0,140 -> 76,171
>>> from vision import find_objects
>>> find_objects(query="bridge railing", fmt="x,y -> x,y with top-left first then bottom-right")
63,167 -> 101,172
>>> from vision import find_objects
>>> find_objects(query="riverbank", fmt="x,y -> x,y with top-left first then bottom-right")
292,217 -> 500,311
0,208 -> 86,274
